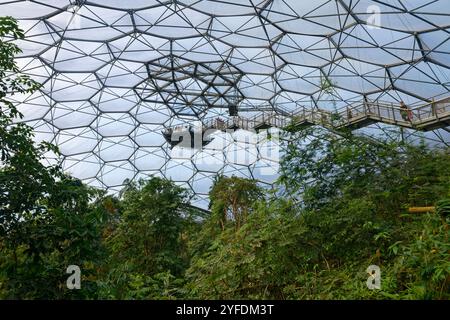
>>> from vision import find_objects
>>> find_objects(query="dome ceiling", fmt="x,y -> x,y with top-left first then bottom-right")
2,0 -> 449,208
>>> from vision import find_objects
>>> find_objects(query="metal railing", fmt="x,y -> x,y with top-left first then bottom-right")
171,96 -> 450,133
331,97 -> 450,128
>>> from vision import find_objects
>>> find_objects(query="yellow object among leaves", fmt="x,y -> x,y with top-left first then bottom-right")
408,207 -> 436,213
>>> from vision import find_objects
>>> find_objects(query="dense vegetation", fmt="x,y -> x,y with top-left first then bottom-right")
1,17 -> 449,300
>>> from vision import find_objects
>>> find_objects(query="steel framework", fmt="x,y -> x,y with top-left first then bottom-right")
2,0 -> 449,208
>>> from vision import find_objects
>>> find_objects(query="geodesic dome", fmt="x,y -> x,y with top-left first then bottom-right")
2,0 -> 450,208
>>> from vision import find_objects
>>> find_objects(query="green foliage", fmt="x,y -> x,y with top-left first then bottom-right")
185,199 -> 304,299
389,213 -> 449,299
279,127 -> 450,212
98,178 -> 197,299
436,198 -> 450,217
319,74 -> 336,96
185,127 -> 449,300
0,16 -> 41,120
0,16 -> 107,299
0,178 -> 108,299
209,175 -> 263,230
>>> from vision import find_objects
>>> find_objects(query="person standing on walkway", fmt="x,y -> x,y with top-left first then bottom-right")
400,101 -> 409,121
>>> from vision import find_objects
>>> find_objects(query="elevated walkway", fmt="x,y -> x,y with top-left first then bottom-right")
163,97 -> 450,147
204,97 -> 450,132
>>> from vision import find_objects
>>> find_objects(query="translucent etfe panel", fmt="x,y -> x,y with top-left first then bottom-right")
133,147 -> 166,171
419,30 -> 450,66
43,40 -> 111,72
45,73 -> 101,101
190,171 -> 216,195
12,92 -> 52,121
16,57 -> 53,83
132,103 -> 171,124
49,101 -> 97,129
193,149 -> 225,172
63,153 -> 102,180
132,124 -> 166,147
100,161 -> 136,187
0,1 -> 67,18
389,62 -> 450,98
57,127 -> 99,155
88,0 -> 160,10
251,159 -> 279,184
94,113 -> 136,137
16,20 -> 60,56
97,60 -> 146,87
134,6 -> 209,38
109,34 -> 167,62
164,159 -> 194,182
92,88 -> 139,112
96,137 -> 136,162
185,0 -> 267,16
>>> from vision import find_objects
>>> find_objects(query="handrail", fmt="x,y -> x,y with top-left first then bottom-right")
166,97 -> 450,134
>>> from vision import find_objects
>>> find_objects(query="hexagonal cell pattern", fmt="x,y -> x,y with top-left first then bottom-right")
3,0 -> 449,209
